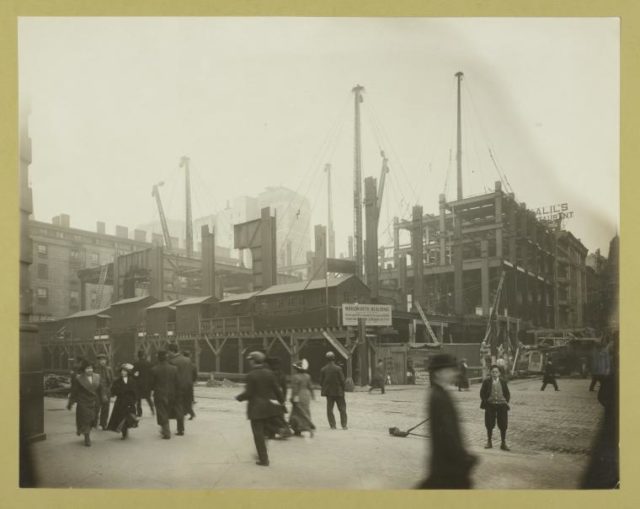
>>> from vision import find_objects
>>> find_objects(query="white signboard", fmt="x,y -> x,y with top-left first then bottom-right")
342,304 -> 392,326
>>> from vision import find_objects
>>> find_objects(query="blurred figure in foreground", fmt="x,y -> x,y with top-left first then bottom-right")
418,354 -> 477,489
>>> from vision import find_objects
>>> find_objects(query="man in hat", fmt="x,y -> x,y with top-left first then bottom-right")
150,350 -> 180,439
480,364 -> 512,451
541,357 -> 559,391
320,351 -> 348,430
94,353 -> 114,430
133,350 -> 155,417
167,343 -> 191,435
418,354 -> 477,489
236,351 -> 285,466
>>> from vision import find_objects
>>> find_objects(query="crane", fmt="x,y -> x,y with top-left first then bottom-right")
376,150 -> 390,226
180,156 -> 194,258
151,181 -> 173,251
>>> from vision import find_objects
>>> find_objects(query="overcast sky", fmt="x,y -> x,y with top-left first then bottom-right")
19,17 -> 619,256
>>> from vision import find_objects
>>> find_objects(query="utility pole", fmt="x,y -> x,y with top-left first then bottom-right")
180,156 -> 193,258
352,84 -> 365,280
455,71 -> 464,201
325,163 -> 336,259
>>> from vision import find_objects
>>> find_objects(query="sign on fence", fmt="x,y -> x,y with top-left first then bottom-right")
341,304 -> 392,326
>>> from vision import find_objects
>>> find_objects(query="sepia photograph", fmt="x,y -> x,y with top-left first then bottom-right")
18,16 -> 619,490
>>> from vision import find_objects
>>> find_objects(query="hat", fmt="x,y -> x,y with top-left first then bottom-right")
428,353 -> 457,372
246,351 -> 266,363
293,358 -> 309,371
96,353 -> 107,359
120,363 -> 134,372
325,351 -> 335,359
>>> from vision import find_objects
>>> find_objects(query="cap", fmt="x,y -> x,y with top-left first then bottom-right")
120,363 -> 134,372
246,351 -> 266,363
325,351 -> 335,359
428,353 -> 458,372
96,353 -> 107,359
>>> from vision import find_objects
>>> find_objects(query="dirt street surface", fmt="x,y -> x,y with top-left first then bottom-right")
28,377 -> 602,489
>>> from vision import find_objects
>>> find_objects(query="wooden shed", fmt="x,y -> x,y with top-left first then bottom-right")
145,300 -> 181,337
175,295 -> 218,335
64,308 -> 111,340
108,295 -> 158,332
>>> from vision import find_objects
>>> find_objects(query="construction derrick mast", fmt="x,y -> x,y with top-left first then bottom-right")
352,84 -> 365,280
180,156 -> 194,258
151,181 -> 173,250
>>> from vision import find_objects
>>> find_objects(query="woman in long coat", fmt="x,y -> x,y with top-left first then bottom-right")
457,359 -> 470,391
107,363 -> 139,439
67,361 -> 104,447
288,359 -> 316,437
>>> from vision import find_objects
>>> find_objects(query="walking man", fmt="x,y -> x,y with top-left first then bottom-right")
320,352 -> 348,430
167,344 -> 191,435
368,359 -> 386,394
133,350 -> 155,417
418,354 -> 477,489
150,350 -> 180,439
236,351 -> 286,467
183,351 -> 197,420
94,353 -> 113,430
589,344 -> 610,392
541,358 -> 559,391
480,364 -> 511,451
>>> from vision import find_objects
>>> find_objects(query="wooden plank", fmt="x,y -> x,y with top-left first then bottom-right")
322,331 -> 349,359
275,333 -> 292,354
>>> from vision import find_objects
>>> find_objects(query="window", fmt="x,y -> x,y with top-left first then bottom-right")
69,290 -> 79,309
37,263 -> 48,280
89,252 -> 99,266
70,249 -> 81,262
37,244 -> 47,257
36,287 -> 48,304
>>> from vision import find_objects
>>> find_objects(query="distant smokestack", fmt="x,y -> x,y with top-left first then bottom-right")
97,221 -> 106,235
115,225 -> 128,239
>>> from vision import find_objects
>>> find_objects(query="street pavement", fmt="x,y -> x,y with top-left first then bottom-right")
28,376 -> 603,489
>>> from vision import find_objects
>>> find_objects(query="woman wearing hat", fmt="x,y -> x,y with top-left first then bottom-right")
289,359 -> 316,437
418,353 -> 477,489
106,363 -> 140,440
67,360 -> 105,447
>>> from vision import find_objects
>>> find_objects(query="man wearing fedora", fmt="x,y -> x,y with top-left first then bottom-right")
94,353 -> 114,430
418,353 -> 477,489
320,351 -> 348,430
236,351 -> 286,466
150,350 -> 180,439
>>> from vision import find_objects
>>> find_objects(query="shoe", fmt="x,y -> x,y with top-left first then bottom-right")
484,441 -> 493,449
330,426 -> 337,430
256,460 -> 270,467
342,426 -> 348,430
176,431 -> 184,436
188,413 -> 195,420
84,435 -> 91,447
161,435 -> 171,440
500,442 -> 510,451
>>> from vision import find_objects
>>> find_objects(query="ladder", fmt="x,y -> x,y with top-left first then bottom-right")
94,264 -> 108,309
481,271 -> 506,346
415,301 -> 439,344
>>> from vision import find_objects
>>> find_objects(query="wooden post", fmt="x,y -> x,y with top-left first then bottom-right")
345,328 -> 354,383
238,337 -> 244,374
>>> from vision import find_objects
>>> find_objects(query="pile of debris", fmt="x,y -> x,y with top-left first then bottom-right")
44,373 -> 71,397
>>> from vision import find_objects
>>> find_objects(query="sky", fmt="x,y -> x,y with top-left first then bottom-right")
18,17 -> 619,257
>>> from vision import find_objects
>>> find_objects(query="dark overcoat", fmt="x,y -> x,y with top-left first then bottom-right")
419,383 -> 477,489
106,377 -> 139,432
68,373 -> 104,434
479,378 -> 511,409
370,365 -> 386,388
542,362 -> 557,383
320,362 -> 345,397
133,358 -> 153,398
94,364 -> 114,398
236,366 -> 285,420
168,352 -> 193,389
150,361 -> 181,425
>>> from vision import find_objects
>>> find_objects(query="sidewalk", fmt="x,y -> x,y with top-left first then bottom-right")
27,378 -> 602,489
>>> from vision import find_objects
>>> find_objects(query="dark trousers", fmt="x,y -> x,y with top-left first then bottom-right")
590,375 -> 604,391
250,419 -> 269,463
325,396 -> 347,428
541,378 -> 559,391
97,398 -> 110,428
136,397 -> 155,417
484,404 -> 508,441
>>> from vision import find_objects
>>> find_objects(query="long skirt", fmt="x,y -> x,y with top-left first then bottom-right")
75,401 -> 98,435
106,397 -> 139,433
289,401 -> 315,433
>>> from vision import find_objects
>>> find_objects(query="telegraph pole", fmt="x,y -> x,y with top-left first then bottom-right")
352,85 -> 365,280
455,71 -> 464,201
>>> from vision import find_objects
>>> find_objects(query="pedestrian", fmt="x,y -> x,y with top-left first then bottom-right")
589,344 -> 610,392
265,356 -> 293,439
480,364 -> 511,451
289,359 -> 316,437
94,353 -> 114,430
417,354 -> 477,489
133,350 -> 155,417
319,351 -> 348,430
368,359 -> 386,394
150,350 -> 181,439
167,344 -> 191,435
66,360 -> 105,447
540,357 -> 559,391
457,358 -> 470,391
183,351 -> 198,420
106,363 -> 140,440
236,351 -> 286,467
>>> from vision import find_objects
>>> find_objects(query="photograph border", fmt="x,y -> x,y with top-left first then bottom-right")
1,1 -> 638,507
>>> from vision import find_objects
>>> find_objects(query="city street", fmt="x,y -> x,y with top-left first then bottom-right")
28,377 -> 602,489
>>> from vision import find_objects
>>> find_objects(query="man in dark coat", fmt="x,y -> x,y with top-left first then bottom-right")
67,360 -> 105,446
319,351 -> 348,430
236,351 -> 286,466
265,356 -> 292,439
133,350 -> 155,417
541,358 -> 559,391
418,353 -> 477,489
167,343 -> 191,435
94,353 -> 114,429
368,359 -> 386,394
183,351 -> 198,420
480,364 -> 511,451
150,350 -> 181,439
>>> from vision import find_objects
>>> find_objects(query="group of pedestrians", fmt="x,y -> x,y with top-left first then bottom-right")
66,345 -> 197,446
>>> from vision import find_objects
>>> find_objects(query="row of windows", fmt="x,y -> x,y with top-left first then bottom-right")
35,287 -> 80,308
35,245 -> 119,269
